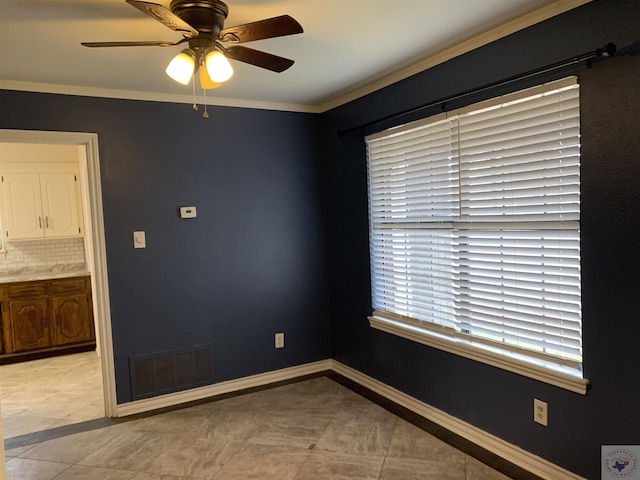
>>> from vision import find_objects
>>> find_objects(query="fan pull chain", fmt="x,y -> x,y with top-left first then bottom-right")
192,77 -> 198,111
202,86 -> 209,119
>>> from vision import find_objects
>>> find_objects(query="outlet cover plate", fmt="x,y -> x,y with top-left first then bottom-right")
534,398 -> 548,426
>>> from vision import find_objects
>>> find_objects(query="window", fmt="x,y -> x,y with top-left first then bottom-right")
366,77 -> 587,393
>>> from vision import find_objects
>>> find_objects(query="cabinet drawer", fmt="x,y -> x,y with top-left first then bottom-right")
51,277 -> 87,295
8,281 -> 49,298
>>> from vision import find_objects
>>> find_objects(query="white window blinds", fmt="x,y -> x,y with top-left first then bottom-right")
366,77 -> 582,369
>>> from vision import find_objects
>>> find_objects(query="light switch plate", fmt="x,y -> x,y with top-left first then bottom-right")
133,231 -> 146,249
180,206 -> 197,218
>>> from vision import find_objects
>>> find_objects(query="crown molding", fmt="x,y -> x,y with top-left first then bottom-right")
0,80 -> 321,114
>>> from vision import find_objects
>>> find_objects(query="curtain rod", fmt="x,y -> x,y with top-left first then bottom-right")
337,42 -> 617,137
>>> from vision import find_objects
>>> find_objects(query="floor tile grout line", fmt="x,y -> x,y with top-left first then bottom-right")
46,460 -> 74,480
63,421 -> 137,471
376,416 -> 399,480
289,385 -> 362,480
288,407 -> 332,480
5,457 -> 75,480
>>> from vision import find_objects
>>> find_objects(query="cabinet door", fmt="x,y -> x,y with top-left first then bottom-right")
51,294 -> 94,346
1,173 -> 45,240
40,172 -> 82,238
9,298 -> 50,352
0,301 -> 11,354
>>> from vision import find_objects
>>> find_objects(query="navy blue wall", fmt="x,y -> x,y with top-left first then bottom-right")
1,0 -> 639,477
320,0 -> 640,478
0,93 -> 330,403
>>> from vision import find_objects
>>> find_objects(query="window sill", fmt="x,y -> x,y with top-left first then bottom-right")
369,314 -> 589,395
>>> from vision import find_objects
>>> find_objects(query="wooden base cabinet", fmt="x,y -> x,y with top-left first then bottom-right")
0,276 -> 95,362
10,298 -> 50,352
52,294 -> 93,346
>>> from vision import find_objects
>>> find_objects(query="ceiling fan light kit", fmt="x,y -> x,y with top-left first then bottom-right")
82,0 -> 303,110
198,65 -> 223,89
164,46 -> 232,85
165,48 -> 196,84
204,49 -> 233,83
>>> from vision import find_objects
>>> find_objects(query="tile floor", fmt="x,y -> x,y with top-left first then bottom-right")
0,351 -> 104,438
2,354 -> 514,479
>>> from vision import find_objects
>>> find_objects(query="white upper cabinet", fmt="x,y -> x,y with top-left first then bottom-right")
2,173 -> 42,239
1,164 -> 83,241
40,172 -> 82,238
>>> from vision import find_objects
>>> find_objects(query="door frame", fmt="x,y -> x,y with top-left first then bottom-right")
0,129 -> 117,418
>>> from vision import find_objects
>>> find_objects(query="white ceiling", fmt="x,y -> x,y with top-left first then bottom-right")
0,0 -> 588,112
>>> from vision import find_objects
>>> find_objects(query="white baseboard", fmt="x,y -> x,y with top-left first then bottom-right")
116,359 -> 332,417
115,358 -> 584,480
330,360 -> 585,480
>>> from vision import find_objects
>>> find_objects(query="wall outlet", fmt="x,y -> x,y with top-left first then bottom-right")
534,398 -> 548,426
275,332 -> 284,349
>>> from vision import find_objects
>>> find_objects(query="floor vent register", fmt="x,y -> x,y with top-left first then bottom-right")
129,344 -> 213,400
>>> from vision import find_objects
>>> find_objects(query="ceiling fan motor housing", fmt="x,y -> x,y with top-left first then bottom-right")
170,0 -> 229,36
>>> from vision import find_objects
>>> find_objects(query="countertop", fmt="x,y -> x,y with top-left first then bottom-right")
0,263 -> 90,284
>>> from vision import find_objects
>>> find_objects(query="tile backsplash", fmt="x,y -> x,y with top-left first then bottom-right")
0,238 -> 86,274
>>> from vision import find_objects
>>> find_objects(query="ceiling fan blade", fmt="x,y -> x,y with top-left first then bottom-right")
81,40 -> 180,47
219,15 -> 303,43
126,0 -> 199,37
224,45 -> 295,73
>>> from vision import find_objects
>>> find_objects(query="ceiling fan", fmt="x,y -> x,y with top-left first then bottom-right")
82,0 -> 303,90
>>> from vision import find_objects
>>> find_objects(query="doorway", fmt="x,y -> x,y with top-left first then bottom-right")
0,130 -> 116,448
